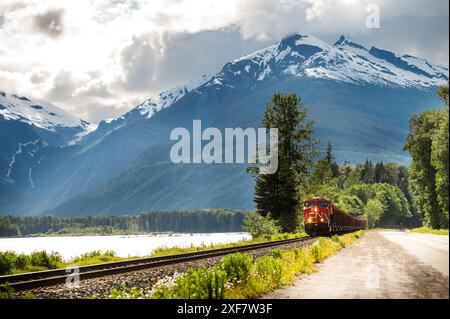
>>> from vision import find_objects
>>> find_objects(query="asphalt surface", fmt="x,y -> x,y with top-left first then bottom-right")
264,231 -> 449,299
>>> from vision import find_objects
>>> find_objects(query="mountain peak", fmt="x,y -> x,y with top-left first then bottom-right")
0,90 -> 95,132
333,35 -> 367,51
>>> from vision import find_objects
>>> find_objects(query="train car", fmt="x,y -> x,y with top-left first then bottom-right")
303,197 -> 367,236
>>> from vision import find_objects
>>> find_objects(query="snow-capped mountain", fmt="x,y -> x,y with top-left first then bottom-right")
0,90 -> 96,144
210,34 -> 448,90
0,90 -> 96,134
1,33 -> 449,216
0,90 -> 96,205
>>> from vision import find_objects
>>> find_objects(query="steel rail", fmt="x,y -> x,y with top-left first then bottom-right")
0,236 -> 316,292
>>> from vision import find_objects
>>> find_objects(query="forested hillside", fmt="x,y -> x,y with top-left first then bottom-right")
0,209 -> 247,237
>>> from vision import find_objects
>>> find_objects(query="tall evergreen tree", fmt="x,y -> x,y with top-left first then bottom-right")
251,93 -> 317,232
361,160 -> 375,184
374,162 -> 385,183
325,141 -> 340,177
326,141 -> 333,164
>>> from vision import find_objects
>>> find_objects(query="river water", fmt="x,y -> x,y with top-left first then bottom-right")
0,232 -> 251,261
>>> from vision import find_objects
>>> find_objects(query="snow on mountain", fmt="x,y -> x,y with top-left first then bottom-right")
135,74 -> 211,119
213,34 -> 448,89
0,90 -> 97,135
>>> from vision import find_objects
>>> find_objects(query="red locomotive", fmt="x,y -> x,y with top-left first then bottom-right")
303,197 -> 367,235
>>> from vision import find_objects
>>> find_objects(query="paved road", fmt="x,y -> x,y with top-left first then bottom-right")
379,231 -> 449,277
264,231 -> 449,299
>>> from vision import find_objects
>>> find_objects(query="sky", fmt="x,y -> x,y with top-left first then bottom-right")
0,0 -> 448,123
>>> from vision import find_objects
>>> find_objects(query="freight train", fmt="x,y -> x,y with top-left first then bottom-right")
304,197 -> 367,236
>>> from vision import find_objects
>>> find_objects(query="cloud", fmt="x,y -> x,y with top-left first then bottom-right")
119,33 -> 163,92
33,8 -> 64,38
0,0 -> 447,123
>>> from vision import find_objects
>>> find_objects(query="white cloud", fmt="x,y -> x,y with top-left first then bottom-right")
0,0 -> 448,123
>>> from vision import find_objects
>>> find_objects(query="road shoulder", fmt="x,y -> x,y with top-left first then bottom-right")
263,232 -> 449,299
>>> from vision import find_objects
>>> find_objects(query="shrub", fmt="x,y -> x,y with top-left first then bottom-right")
153,267 -> 227,299
0,283 -> 15,299
309,244 -> 322,263
14,254 -> 30,270
30,251 -> 61,269
254,256 -> 283,289
242,212 -> 281,238
218,253 -> 252,283
0,252 -> 16,275
331,235 -> 346,248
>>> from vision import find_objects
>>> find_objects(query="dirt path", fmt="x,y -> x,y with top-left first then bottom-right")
264,231 -> 449,299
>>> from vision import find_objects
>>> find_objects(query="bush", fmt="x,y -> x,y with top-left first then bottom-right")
254,256 -> 283,289
331,235 -> 346,248
30,251 -> 61,269
242,212 -> 281,238
218,253 -> 252,283
309,244 -> 322,263
14,254 -> 30,270
153,267 -> 227,299
0,252 -> 16,275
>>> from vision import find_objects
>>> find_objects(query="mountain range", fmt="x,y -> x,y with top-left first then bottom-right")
1,33 -> 448,216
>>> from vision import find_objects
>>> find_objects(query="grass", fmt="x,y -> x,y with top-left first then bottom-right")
0,250 -> 138,276
409,227 -> 449,236
150,232 -> 307,257
110,230 -> 366,299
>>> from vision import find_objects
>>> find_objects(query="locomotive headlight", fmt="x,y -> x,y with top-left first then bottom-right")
307,218 -> 312,223
320,218 -> 324,222
314,207 -> 318,213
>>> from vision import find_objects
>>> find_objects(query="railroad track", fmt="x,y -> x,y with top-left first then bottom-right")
0,236 -> 316,292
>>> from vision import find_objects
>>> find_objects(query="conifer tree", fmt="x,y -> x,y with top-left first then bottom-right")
250,93 -> 317,232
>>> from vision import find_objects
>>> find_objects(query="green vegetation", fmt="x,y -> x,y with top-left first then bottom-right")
0,209 -> 248,237
149,232 -> 306,257
70,250 -> 130,266
0,250 -> 136,276
218,253 -> 253,283
0,283 -> 36,299
409,228 -> 449,236
249,93 -> 318,233
0,218 -> 20,237
404,85 -> 449,229
0,250 -> 62,275
242,212 -> 281,238
111,231 -> 365,299
151,267 -> 227,299
246,92 -> 427,232
304,154 -> 414,228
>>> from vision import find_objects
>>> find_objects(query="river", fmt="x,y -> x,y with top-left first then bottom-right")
0,232 -> 251,261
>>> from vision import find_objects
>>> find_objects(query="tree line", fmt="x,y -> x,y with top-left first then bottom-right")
0,209 -> 248,237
